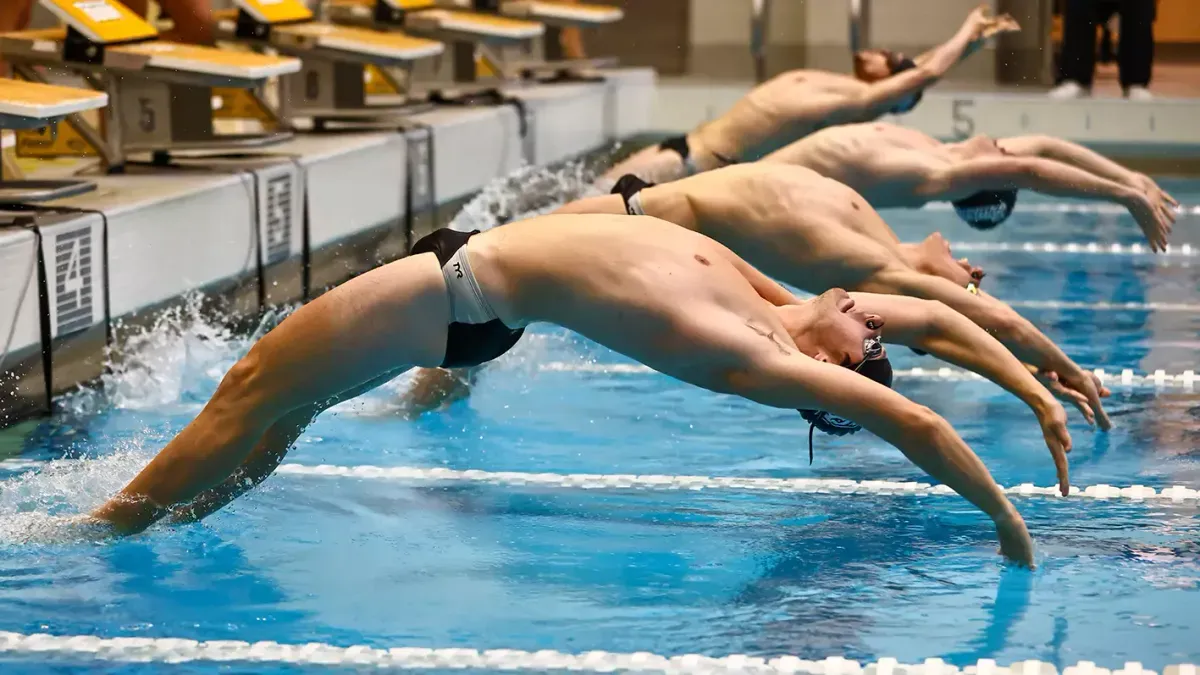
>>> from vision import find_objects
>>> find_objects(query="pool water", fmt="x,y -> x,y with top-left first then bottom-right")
0,169 -> 1197,674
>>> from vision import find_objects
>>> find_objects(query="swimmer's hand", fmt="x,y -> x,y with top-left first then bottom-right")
1033,368 -> 1095,427
996,511 -> 1035,568
1133,173 -> 1178,212
981,14 -> 1020,39
1034,398 -> 1073,496
1123,190 -> 1176,253
961,9 -> 1019,59
1036,367 -> 1110,431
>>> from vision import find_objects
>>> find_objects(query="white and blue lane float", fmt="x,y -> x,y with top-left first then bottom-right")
0,630 -> 1194,674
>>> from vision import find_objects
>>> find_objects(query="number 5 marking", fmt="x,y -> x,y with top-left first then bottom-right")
952,99 -> 975,139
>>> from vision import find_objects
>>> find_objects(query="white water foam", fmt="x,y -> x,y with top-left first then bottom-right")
0,450 -> 152,545
447,159 -> 601,233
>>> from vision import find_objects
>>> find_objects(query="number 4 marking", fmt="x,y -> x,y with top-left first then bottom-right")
63,240 -> 83,294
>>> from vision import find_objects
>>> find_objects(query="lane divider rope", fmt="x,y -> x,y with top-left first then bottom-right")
0,631 -> 1191,673
274,464 -> 1200,504
1005,299 -> 1200,313
940,241 -> 1196,257
536,363 -> 1200,389
923,200 -> 1200,217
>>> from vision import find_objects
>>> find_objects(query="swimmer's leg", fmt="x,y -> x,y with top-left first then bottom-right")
92,255 -> 450,534
168,368 -> 409,524
398,367 -> 483,418
601,143 -> 688,185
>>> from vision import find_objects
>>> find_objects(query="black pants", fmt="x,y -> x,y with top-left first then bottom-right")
1060,0 -> 1155,89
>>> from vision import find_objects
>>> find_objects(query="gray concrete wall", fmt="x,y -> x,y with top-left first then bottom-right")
687,0 -> 1001,83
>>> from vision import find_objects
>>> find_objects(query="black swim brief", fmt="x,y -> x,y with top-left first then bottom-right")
657,135 -> 738,172
611,174 -> 655,215
411,228 -> 525,369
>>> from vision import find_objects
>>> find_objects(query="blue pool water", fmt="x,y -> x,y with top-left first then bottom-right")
0,173 -> 1197,673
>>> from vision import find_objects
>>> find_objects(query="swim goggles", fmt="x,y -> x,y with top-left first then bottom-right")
799,336 -> 889,463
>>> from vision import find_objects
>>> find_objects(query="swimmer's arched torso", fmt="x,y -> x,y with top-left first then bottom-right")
695,71 -> 876,161
476,215 -> 799,387
761,123 -> 956,208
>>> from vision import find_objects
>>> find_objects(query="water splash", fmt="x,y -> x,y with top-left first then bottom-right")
448,158 -> 605,233
0,449 -> 149,545
59,294 -> 292,418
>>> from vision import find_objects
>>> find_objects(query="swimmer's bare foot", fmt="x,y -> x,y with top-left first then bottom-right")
398,367 -> 476,419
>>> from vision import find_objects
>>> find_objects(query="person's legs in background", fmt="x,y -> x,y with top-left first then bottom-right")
1051,0 -> 1098,98
0,0 -> 34,76
1117,0 -> 1155,100
124,0 -> 216,45
560,27 -> 587,60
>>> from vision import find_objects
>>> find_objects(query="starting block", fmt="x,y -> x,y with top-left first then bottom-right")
327,0 -> 544,82
213,0 -> 445,123
0,0 -> 301,171
0,78 -> 109,203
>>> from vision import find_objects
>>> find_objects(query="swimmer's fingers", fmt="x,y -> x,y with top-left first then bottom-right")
1054,448 -> 1070,496
1041,373 -> 1095,427
1057,368 -> 1110,430
1037,403 -> 1071,496
1086,381 -> 1113,431
1067,392 -> 1095,427
992,15 -> 1021,33
1091,371 -> 1111,398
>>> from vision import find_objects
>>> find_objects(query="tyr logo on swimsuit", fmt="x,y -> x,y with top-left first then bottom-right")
453,261 -> 464,279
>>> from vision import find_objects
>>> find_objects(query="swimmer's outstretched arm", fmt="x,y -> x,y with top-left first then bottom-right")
922,156 -> 1176,252
997,136 -> 1179,208
840,7 -> 998,122
733,353 -> 1033,565
849,292 -> 1075,495
914,7 -> 1019,68
864,266 -> 1110,430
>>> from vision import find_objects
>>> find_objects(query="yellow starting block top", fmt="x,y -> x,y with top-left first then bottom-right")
385,0 -> 438,9
39,0 -> 157,44
0,78 -> 108,120
113,41 -> 301,78
501,1 -> 622,25
277,23 -> 445,60
235,0 -> 315,25
409,9 -> 543,40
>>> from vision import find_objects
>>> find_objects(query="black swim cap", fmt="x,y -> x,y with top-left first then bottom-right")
798,337 -> 894,463
886,54 -> 924,114
952,189 -> 1018,229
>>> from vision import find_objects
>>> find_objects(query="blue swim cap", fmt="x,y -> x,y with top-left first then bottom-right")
952,190 -> 1019,229
886,55 -> 924,114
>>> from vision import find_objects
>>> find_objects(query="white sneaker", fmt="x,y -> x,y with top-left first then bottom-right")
1048,81 -> 1089,99
1125,86 -> 1153,101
